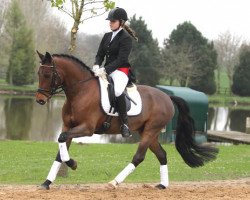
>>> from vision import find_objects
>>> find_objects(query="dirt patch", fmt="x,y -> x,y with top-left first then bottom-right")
0,179 -> 250,200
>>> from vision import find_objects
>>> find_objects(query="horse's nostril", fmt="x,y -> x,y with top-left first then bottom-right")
37,99 -> 46,105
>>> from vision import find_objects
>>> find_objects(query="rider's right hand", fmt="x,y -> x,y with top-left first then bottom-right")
92,65 -> 99,72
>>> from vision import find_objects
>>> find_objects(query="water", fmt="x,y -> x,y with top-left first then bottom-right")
0,95 -> 249,142
208,106 -> 250,133
0,95 -> 141,143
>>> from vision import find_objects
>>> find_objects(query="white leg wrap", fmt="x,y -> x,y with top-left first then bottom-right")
160,165 -> 169,187
114,163 -> 135,184
59,142 -> 70,162
47,161 -> 61,182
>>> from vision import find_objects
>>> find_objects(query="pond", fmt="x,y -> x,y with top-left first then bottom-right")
0,95 -> 249,143
208,105 -> 250,133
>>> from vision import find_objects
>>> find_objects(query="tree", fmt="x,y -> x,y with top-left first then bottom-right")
129,15 -> 162,86
165,21 -> 217,94
0,0 -> 11,34
0,0 -> 11,78
232,45 -> 250,96
188,41 -> 217,94
18,0 -> 69,54
162,41 -> 201,86
214,31 -> 242,94
5,0 -> 35,85
0,0 -> 69,80
46,0 -> 115,52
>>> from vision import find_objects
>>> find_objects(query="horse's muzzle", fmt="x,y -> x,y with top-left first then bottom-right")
36,92 -> 47,105
36,99 -> 46,105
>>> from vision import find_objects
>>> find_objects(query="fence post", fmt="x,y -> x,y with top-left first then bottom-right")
246,117 -> 250,134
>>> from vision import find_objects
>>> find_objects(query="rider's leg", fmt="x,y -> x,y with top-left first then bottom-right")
116,93 -> 131,137
110,70 -> 131,137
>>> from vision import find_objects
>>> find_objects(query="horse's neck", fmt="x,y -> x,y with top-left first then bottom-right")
58,61 -> 95,99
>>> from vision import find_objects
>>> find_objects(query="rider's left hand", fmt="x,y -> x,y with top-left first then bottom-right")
94,67 -> 106,77
92,65 -> 99,72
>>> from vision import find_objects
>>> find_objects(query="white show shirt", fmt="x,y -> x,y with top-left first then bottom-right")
110,27 -> 122,42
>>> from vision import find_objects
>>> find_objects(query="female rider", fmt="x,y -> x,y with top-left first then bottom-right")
93,7 -> 138,138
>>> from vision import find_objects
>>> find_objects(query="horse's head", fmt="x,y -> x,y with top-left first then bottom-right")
36,51 -> 63,105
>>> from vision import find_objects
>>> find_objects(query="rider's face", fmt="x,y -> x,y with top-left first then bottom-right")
109,20 -> 120,31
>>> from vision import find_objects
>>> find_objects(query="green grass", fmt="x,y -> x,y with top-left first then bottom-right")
0,141 -> 249,185
0,79 -> 37,93
208,70 -> 250,104
208,94 -> 250,105
215,70 -> 230,90
0,79 -> 6,84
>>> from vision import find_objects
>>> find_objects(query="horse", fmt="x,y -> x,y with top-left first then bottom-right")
35,51 -> 218,190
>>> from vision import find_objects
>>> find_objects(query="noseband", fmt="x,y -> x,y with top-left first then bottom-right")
37,60 -> 64,98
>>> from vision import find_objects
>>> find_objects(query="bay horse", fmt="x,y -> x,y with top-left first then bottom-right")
36,51 -> 218,190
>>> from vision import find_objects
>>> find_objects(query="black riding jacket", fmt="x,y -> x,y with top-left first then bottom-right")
94,29 -> 132,75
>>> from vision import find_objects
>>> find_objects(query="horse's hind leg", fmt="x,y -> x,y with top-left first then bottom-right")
40,138 -> 76,190
149,139 -> 169,189
108,133 -> 153,188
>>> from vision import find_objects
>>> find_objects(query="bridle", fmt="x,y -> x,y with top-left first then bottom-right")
37,59 -> 64,98
37,58 -> 95,98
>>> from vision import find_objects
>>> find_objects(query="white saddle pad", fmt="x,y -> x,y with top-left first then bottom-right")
98,76 -> 142,116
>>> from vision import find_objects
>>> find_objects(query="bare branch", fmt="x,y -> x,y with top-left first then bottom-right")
80,10 -> 106,22
78,0 -> 84,16
83,6 -> 105,12
71,0 -> 75,18
84,0 -> 105,6
74,0 -> 79,13
58,7 -> 73,18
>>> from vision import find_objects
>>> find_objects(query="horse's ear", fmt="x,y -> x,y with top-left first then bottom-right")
45,52 -> 52,63
36,50 -> 44,61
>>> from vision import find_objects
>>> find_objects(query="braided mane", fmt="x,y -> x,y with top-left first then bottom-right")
52,54 -> 94,75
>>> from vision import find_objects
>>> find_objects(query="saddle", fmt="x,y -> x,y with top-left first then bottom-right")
106,75 -> 132,113
97,75 -> 142,132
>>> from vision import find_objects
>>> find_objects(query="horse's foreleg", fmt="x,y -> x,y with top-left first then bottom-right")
109,135 -> 152,188
56,123 -> 93,166
149,140 -> 169,189
40,138 -> 75,190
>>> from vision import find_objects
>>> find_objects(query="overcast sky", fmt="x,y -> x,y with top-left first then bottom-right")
57,0 -> 250,46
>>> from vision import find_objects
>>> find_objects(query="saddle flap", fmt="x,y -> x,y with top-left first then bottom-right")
98,76 -> 142,116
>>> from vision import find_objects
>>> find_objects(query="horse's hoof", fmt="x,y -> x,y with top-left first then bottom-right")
107,180 -> 118,189
71,160 -> 77,170
38,183 -> 50,190
155,184 -> 166,190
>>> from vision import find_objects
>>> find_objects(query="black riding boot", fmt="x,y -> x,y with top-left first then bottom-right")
117,93 -> 131,138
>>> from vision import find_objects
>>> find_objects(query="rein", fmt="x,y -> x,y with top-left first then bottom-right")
37,59 -> 95,98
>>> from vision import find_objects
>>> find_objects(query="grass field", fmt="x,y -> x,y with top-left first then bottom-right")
0,141 -> 249,185
0,79 -> 37,93
215,70 -> 230,90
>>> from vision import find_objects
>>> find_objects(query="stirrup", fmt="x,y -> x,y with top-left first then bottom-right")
120,124 -> 132,138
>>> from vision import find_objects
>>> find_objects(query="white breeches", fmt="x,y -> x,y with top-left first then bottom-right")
109,70 -> 129,97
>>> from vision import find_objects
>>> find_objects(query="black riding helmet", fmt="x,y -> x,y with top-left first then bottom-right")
106,7 -> 128,21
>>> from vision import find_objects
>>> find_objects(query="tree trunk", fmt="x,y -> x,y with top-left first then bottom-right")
216,68 -> 221,94
228,74 -> 233,95
9,70 -> 13,85
69,22 -> 79,53
68,0 -> 84,53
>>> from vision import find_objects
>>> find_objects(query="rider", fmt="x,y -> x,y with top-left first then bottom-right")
93,7 -> 138,138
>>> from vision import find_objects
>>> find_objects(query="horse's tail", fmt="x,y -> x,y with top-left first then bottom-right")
170,95 -> 218,168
